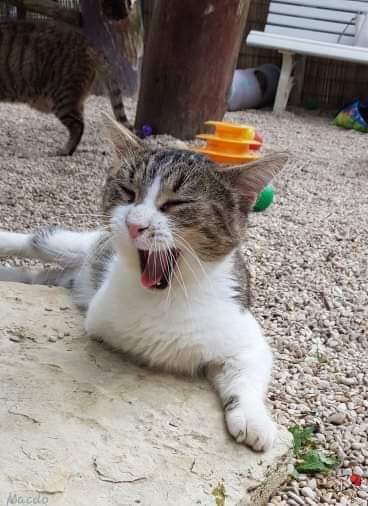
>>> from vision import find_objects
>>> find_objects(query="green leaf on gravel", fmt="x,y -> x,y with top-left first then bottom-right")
288,425 -> 341,476
318,453 -> 341,467
289,424 -> 315,455
296,450 -> 341,474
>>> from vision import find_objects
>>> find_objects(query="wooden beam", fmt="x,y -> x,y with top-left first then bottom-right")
135,0 -> 251,139
9,0 -> 81,26
273,52 -> 294,114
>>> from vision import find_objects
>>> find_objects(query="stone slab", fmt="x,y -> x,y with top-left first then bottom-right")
0,282 -> 292,505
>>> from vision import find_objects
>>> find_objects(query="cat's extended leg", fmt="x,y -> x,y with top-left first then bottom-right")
0,228 -> 100,266
0,265 -> 75,287
51,91 -> 84,156
54,108 -> 84,156
208,340 -> 277,452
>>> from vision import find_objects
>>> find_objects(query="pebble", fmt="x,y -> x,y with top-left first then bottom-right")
48,336 -> 57,343
338,377 -> 357,386
304,499 -> 317,506
308,479 -> 317,490
287,492 -> 305,505
358,491 -> 368,499
322,493 -> 333,503
286,500 -> 300,506
352,442 -> 363,450
353,466 -> 364,476
328,412 -> 346,425
301,487 -> 316,500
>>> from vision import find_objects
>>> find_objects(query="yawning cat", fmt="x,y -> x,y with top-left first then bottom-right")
0,116 -> 288,451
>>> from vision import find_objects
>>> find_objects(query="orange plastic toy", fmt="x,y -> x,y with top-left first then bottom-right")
193,120 -> 263,165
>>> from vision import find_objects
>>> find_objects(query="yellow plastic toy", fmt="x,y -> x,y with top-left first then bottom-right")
193,120 -> 262,164
193,121 -> 275,212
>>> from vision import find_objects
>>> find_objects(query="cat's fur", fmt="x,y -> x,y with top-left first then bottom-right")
0,117 -> 288,451
0,21 -> 130,155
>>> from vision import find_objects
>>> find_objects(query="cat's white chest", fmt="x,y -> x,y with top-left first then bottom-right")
84,260 -> 256,374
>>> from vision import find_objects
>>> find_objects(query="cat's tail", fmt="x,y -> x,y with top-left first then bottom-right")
96,53 -> 132,129
106,77 -> 132,128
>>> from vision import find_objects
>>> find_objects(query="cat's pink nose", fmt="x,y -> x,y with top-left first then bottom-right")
127,223 -> 148,239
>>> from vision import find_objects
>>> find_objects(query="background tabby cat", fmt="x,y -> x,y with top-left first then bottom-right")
0,21 -> 130,155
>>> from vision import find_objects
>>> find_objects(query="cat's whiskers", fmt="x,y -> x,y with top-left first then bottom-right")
171,231 -> 207,276
162,239 -> 195,324
152,235 -> 158,287
160,240 -> 176,310
171,232 -> 213,286
160,236 -> 188,303
171,233 -> 224,306
163,266 -> 173,310
172,254 -> 188,300
170,242 -> 201,287
164,239 -> 188,300
168,255 -> 186,299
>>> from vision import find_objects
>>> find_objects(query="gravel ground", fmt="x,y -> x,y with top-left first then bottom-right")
0,97 -> 367,505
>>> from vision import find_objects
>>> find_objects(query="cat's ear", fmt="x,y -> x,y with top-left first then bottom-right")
101,112 -> 143,159
216,152 -> 289,212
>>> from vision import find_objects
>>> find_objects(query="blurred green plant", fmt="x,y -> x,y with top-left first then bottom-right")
289,425 -> 341,475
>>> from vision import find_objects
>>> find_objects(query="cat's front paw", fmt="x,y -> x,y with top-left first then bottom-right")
225,403 -> 277,452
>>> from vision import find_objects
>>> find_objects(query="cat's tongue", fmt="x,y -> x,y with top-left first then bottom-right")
140,251 -> 169,288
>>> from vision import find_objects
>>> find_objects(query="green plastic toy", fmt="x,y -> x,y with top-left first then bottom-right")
253,184 -> 274,212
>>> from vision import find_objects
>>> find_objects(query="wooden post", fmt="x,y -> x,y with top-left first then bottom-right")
273,52 -> 294,114
135,0 -> 251,139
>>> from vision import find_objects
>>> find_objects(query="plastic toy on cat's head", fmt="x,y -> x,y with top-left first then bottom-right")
193,121 -> 273,212
194,121 -> 263,163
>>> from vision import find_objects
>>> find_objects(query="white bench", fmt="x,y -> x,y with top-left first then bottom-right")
246,0 -> 368,112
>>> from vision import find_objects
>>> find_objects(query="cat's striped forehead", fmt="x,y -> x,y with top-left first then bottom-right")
121,148 -> 216,192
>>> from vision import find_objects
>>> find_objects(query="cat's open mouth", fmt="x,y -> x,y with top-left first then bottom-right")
138,249 -> 180,290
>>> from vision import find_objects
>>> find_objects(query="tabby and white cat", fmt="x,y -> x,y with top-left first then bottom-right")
0,116 -> 288,451
0,21 -> 130,155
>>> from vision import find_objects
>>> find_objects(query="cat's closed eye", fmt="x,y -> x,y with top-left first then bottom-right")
112,184 -> 136,204
159,199 -> 195,213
